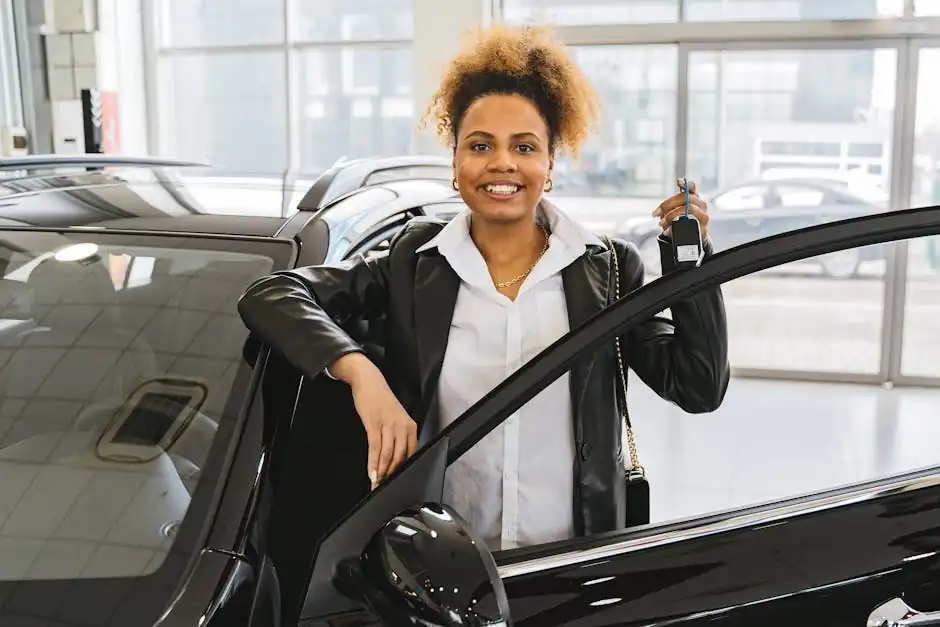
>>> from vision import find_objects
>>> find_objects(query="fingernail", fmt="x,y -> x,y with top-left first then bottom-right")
370,470 -> 377,485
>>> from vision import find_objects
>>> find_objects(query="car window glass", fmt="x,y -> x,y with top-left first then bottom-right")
361,236 -> 393,259
350,227 -> 399,260
321,188 -> 399,261
341,212 -> 414,262
432,233 -> 938,557
0,236 -> 276,582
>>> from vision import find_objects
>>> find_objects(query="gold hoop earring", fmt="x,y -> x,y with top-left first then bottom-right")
452,177 -> 459,192
544,178 -> 554,193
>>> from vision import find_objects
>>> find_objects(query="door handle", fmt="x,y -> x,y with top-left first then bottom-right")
869,598 -> 940,626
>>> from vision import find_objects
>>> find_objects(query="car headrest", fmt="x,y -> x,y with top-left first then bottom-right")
27,257 -> 116,308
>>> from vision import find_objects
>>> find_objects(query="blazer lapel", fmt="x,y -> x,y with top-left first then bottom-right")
413,251 -> 461,420
562,244 -> 612,433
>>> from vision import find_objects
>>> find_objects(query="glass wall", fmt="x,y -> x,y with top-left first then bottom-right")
687,48 -> 896,196
495,0 -> 940,384
297,47 -> 414,173
160,52 -> 288,174
557,45 -> 678,201
144,0 -> 940,384
151,0 -> 413,176
503,0 -> 903,25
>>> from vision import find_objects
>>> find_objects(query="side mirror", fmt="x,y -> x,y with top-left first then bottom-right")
335,502 -> 512,627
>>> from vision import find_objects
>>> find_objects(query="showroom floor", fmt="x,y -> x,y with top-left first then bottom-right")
628,374 -> 940,524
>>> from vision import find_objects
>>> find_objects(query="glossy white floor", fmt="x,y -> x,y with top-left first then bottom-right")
628,374 -> 940,525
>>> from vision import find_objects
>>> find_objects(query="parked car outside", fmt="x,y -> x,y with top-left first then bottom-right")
616,177 -> 889,278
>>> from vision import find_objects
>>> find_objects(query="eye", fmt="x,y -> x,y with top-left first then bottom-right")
516,144 -> 535,153
470,142 -> 489,152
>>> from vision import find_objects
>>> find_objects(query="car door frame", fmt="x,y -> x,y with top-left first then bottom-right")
298,204 -> 940,623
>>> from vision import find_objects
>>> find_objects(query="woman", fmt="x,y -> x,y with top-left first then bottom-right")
238,23 -> 729,549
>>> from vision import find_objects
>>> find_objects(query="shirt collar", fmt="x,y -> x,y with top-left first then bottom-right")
415,199 -> 603,256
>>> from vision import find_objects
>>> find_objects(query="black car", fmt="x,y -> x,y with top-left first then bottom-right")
616,177 -> 889,278
0,154 -> 938,627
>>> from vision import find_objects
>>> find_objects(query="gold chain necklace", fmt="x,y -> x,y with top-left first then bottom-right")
494,225 -> 550,289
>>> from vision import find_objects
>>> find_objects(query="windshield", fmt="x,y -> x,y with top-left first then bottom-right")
0,231 -> 285,625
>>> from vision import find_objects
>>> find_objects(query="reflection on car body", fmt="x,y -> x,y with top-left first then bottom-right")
1,155 -> 940,627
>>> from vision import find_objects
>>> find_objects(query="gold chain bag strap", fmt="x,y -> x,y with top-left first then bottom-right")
605,235 -> 650,528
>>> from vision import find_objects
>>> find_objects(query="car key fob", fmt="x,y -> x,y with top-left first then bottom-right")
671,178 -> 704,270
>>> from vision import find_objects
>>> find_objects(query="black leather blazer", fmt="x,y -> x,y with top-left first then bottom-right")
237,216 -> 730,537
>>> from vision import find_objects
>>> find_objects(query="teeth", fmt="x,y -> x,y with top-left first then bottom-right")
485,184 -> 519,194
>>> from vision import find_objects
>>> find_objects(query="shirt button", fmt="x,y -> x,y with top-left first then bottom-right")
580,442 -> 592,461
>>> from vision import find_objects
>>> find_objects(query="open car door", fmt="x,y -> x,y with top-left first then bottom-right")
297,204 -> 940,627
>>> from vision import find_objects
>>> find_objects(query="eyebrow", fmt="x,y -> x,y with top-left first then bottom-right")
463,130 -> 542,142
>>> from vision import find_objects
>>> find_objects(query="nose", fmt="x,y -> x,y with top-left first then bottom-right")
486,147 -> 518,172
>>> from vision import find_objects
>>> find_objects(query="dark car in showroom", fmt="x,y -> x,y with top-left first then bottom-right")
0,154 -> 938,627
616,177 -> 890,278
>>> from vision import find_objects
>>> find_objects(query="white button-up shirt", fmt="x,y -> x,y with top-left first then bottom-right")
416,201 -> 604,551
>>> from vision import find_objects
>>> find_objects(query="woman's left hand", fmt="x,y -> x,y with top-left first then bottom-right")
653,180 -> 709,242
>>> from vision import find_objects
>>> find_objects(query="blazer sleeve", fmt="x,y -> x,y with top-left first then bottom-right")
619,235 -> 730,413
237,243 -> 394,383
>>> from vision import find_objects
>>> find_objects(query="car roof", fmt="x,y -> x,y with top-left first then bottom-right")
0,154 -> 454,237
709,176 -> 879,205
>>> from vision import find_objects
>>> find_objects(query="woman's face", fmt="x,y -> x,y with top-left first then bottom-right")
453,93 -> 554,225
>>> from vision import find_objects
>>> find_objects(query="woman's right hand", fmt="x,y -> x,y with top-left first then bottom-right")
329,352 -> 418,489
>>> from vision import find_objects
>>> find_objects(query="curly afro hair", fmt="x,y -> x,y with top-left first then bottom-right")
419,23 -> 600,156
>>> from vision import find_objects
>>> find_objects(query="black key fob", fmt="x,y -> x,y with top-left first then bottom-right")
671,178 -> 704,270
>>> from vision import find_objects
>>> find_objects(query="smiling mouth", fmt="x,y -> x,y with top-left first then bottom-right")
481,183 -> 523,198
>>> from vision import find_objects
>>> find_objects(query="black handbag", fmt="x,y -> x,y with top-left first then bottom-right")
606,236 -> 651,528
